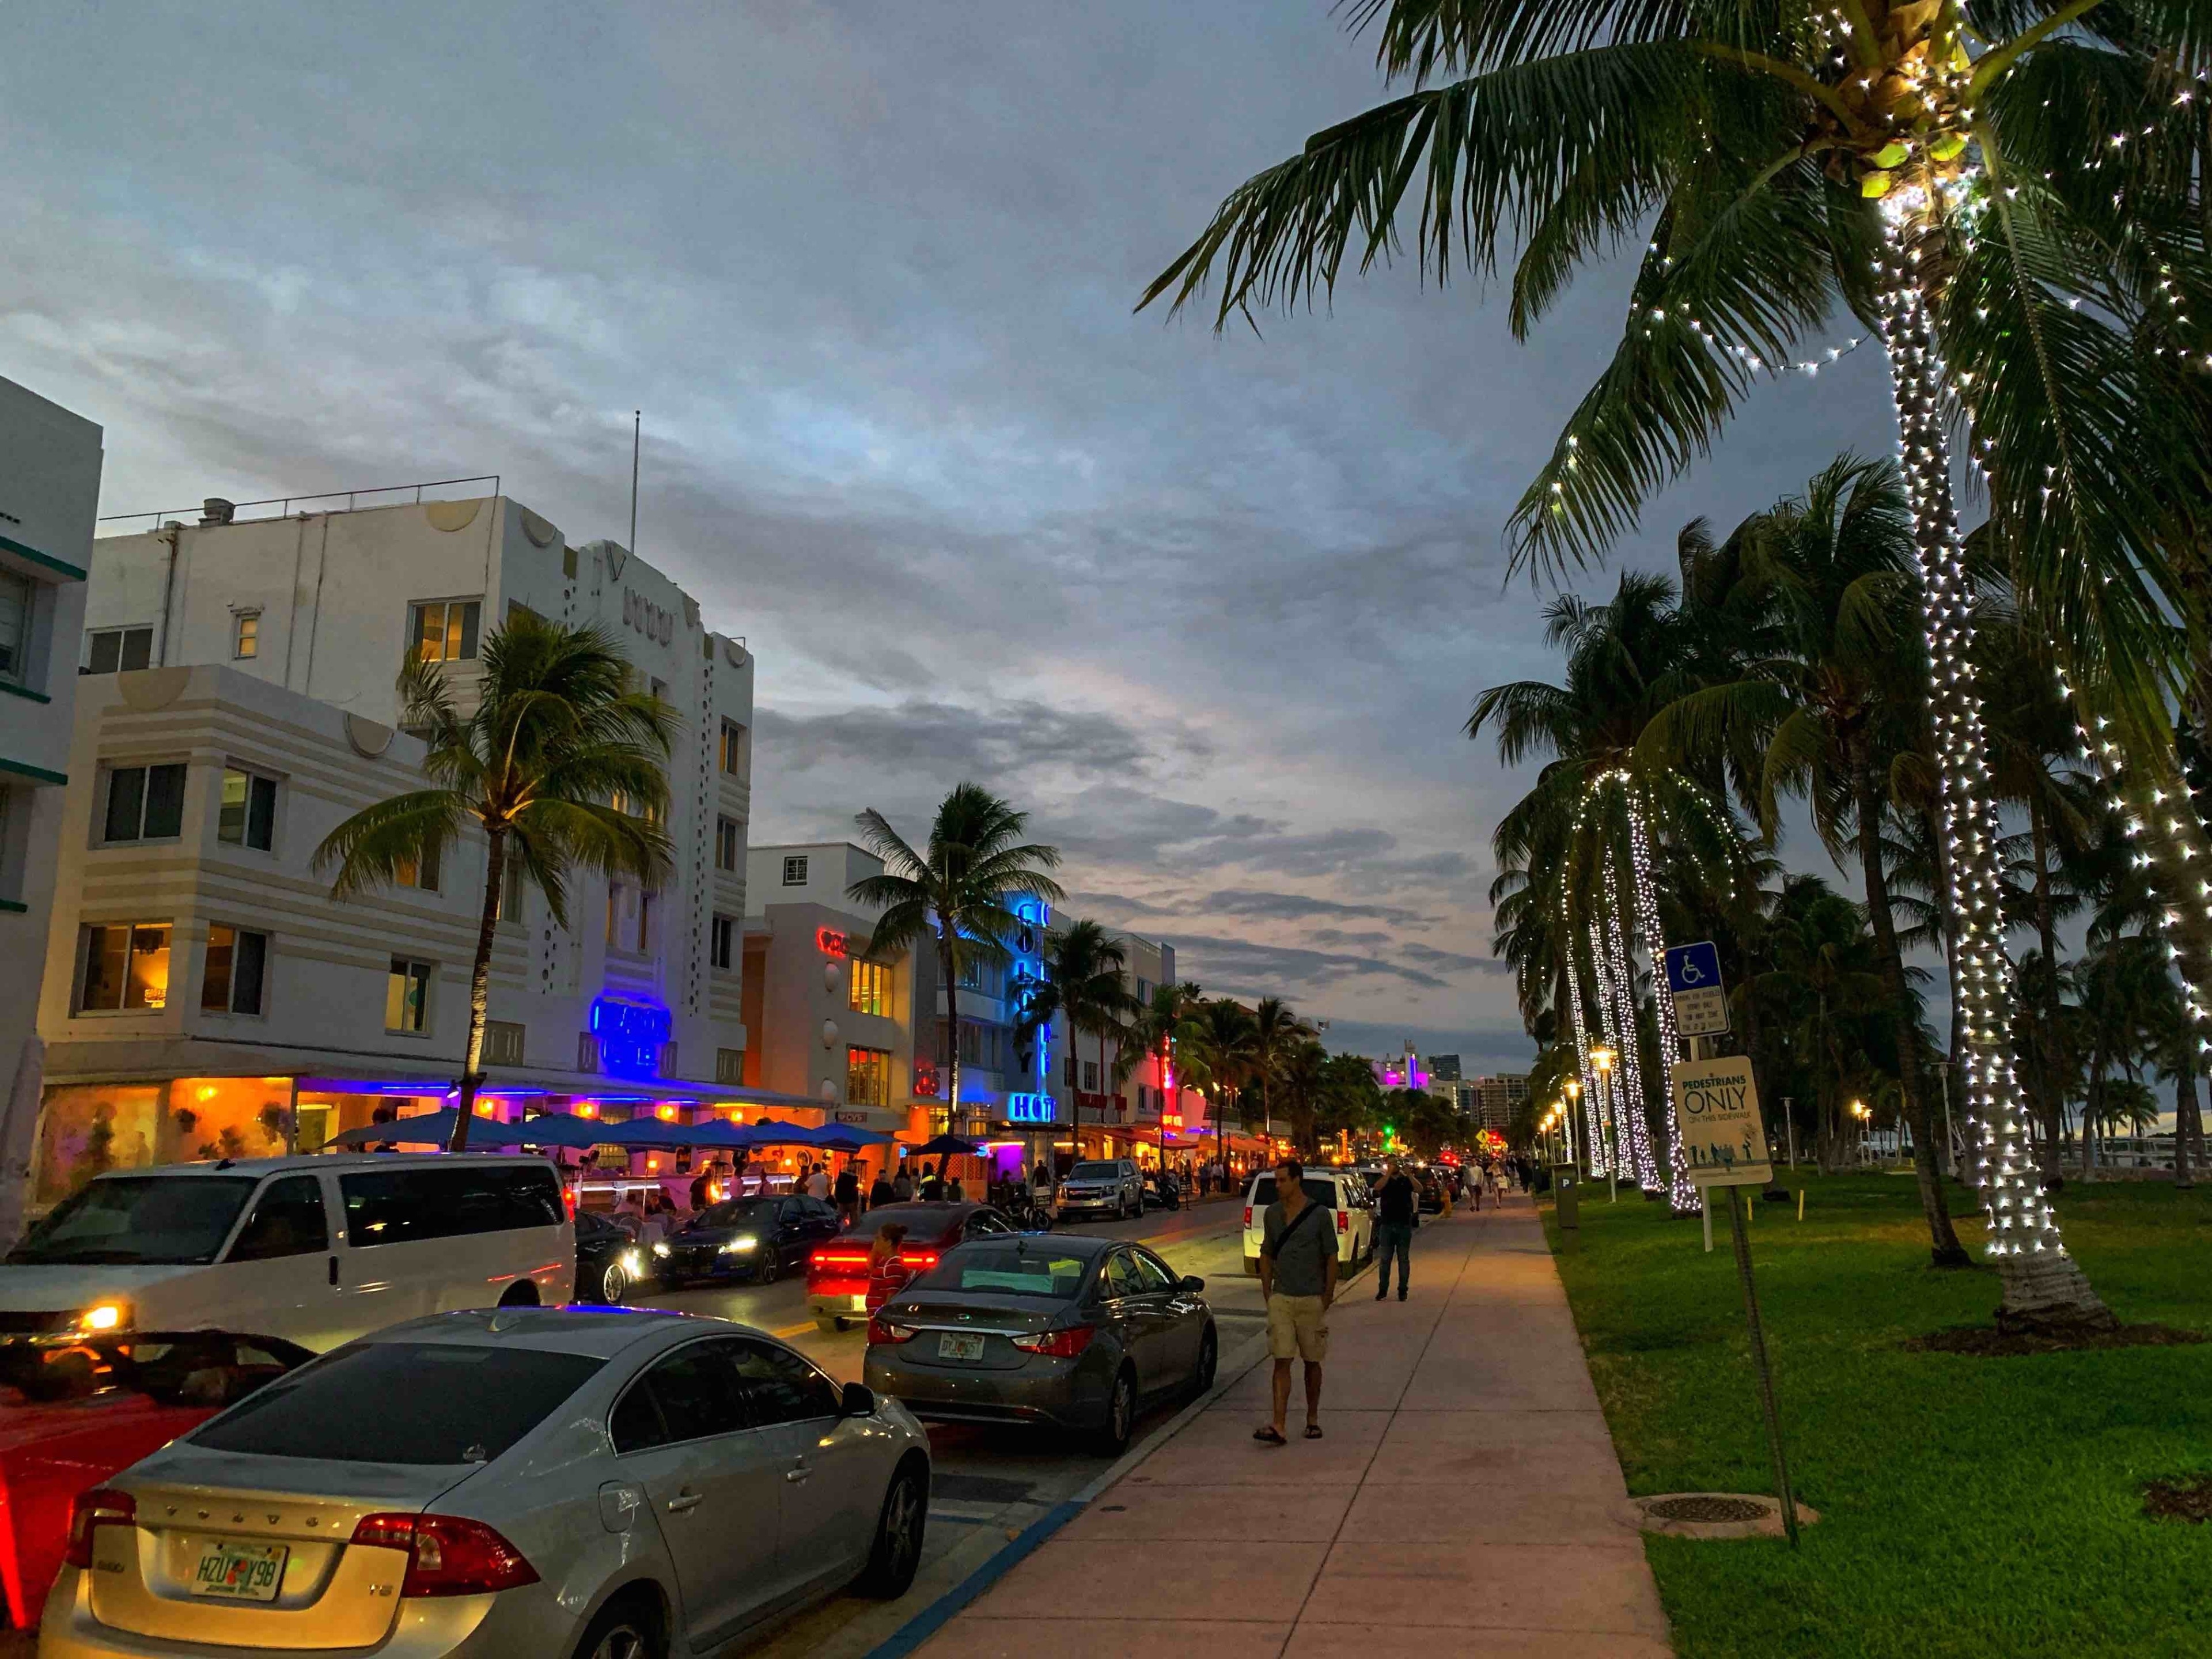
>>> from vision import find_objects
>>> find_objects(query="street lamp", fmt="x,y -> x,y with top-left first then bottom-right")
1850,1099 -> 1870,1164
1589,1047 -> 1619,1202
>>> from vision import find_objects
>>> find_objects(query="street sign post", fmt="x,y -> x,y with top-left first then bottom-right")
1662,940 -> 1729,1037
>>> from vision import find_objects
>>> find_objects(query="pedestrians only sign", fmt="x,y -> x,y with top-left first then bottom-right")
1672,1054 -> 1772,1187
1662,940 -> 1729,1037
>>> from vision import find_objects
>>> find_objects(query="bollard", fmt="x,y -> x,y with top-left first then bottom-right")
1552,1163 -> 1580,1245
1797,1188 -> 1805,1222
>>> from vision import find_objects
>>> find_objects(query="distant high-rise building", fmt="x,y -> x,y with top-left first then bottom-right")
1469,1073 -> 1530,1132
1429,1053 -> 1463,1082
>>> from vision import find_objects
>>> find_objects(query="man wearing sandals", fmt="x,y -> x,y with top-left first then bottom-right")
1255,1156 -> 1336,1445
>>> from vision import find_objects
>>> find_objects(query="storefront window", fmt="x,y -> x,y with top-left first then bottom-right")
847,1046 -> 892,1109
34,1085 -> 161,1203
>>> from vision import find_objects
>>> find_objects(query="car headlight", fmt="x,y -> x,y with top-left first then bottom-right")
75,1301 -> 130,1334
620,1249 -> 645,1274
720,1234 -> 760,1255
651,1242 -> 671,1257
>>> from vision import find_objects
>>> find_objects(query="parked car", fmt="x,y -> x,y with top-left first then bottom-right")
806,1203 -> 1020,1333
575,1210 -> 649,1304
864,1235 -> 1216,1454
39,1308 -> 929,1659
0,1331 -> 310,1633
651,1194 -> 843,1289
1054,1158 -> 1145,1221
0,1156 -> 573,1356
1240,1169 -> 1373,1276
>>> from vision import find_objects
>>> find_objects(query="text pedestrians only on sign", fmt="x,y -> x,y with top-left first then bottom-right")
1673,1054 -> 1772,1188
1662,940 -> 1729,1037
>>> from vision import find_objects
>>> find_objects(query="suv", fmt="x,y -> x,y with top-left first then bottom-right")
1241,1168 -> 1373,1275
1055,1158 -> 1145,1221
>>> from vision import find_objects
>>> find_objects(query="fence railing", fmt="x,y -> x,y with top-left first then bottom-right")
98,475 -> 501,534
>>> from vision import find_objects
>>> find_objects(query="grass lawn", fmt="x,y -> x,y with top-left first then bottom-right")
1540,1171 -> 2212,1658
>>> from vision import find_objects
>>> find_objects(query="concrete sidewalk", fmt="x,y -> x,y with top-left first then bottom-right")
914,1192 -> 1671,1659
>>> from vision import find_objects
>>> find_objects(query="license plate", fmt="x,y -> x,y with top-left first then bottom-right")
937,1332 -> 986,1361
191,1540 -> 289,1602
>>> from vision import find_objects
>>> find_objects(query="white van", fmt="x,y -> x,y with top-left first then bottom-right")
1241,1168 -> 1374,1275
0,1153 -> 573,1353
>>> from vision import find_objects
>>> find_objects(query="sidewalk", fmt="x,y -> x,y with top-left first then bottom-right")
914,1193 -> 1671,1659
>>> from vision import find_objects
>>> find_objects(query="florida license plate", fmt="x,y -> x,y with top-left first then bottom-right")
937,1332 -> 986,1361
191,1540 -> 289,1601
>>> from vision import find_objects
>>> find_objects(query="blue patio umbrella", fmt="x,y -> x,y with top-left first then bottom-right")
813,1124 -> 893,1152
744,1119 -> 826,1147
325,1109 -> 532,1149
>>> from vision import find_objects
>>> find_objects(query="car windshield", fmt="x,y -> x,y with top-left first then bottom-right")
695,1198 -> 779,1228
918,1242 -> 1090,1298
1248,1176 -> 1338,1208
191,1342 -> 604,1464
7,1176 -> 261,1266
1067,1162 -> 1120,1180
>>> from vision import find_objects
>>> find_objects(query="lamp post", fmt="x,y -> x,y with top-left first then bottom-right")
1590,1046 -> 1618,1202
1563,1077 -> 1584,1173
1850,1099 -> 1870,1165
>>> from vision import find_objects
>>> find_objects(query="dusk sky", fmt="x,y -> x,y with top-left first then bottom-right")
2,1 -> 1907,1070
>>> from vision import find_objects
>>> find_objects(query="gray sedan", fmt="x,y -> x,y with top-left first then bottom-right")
863,1235 -> 1217,1455
40,1308 -> 929,1659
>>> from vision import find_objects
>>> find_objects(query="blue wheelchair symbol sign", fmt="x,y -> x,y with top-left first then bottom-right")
1664,941 -> 1724,996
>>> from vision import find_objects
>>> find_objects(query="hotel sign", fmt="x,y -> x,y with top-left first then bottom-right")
1007,1092 -> 1056,1124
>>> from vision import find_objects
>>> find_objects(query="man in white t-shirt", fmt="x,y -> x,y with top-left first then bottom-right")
805,1164 -> 831,1201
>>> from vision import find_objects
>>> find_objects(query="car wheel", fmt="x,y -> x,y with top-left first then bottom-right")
571,1593 -> 664,1659
599,1260 -> 630,1304
1192,1325 -> 1218,1395
1094,1367 -> 1138,1457
756,1254 -> 781,1286
856,1458 -> 928,1599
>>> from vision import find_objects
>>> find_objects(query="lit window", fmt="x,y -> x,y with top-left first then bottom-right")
721,721 -> 747,775
406,599 -> 482,663
711,915 -> 736,971
218,768 -> 278,851
83,626 -> 153,675
386,958 -> 433,1033
494,857 -> 525,923
233,611 -> 260,660
605,881 -> 627,947
202,925 -> 268,1016
393,839 -> 441,892
849,958 -> 889,1017
847,1046 -> 892,1109
637,890 -> 656,954
103,764 -> 187,843
0,569 -> 31,682
716,817 -> 740,872
781,854 -> 807,886
80,923 -> 171,1012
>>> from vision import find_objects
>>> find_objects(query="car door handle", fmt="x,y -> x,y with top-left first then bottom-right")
785,1460 -> 812,1484
665,1489 -> 706,1514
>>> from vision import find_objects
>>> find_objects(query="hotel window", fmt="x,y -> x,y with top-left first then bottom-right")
386,957 -> 433,1033
201,924 -> 268,1016
715,816 -> 740,872
407,599 -> 482,663
721,720 -> 747,775
80,923 -> 172,1012
103,763 -> 188,843
605,881 -> 627,947
958,957 -> 993,994
0,569 -> 31,682
494,855 -> 525,923
849,957 -> 889,1017
393,839 -> 441,893
1063,1054 -> 1077,1088
650,677 -> 668,704
612,788 -> 664,827
218,768 -> 278,851
1082,1060 -> 1100,1093
781,854 -> 807,886
847,1046 -> 892,1109
711,914 -> 736,971
637,889 -> 657,954
232,610 -> 260,660
958,1022 -> 982,1065
83,626 -> 153,675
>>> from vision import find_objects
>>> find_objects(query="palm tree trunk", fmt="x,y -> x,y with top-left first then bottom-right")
1623,801 -> 1698,1213
2081,1064 -> 2101,1181
2028,794 -> 2068,1182
1853,747 -> 1969,1266
1877,222 -> 2113,1332
2176,1048 -> 2200,1192
940,936 -> 961,1137
449,828 -> 506,1153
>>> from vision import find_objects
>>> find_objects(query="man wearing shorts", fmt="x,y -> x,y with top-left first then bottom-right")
1256,1156 -> 1336,1445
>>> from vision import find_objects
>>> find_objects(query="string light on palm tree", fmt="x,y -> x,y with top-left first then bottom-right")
1620,780 -> 1699,1214
1560,895 -> 1608,1179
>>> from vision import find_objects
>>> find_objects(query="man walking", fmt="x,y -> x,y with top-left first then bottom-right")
1374,1157 -> 1416,1302
1255,1156 -> 1335,1445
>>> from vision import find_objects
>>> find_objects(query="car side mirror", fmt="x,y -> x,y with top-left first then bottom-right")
1181,1275 -> 1205,1292
840,1381 -> 877,1417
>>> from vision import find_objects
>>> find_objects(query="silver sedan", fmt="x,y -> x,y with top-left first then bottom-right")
40,1308 -> 930,1659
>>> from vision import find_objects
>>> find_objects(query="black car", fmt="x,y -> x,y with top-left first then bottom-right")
655,1193 -> 844,1287
575,1208 -> 650,1303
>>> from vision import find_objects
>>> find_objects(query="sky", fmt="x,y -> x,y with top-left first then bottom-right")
2,1 -> 1907,1073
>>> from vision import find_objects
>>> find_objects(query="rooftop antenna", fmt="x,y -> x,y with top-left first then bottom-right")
628,410 -> 641,555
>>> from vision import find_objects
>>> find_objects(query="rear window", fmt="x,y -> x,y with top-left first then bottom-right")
1248,1176 -> 1338,1208
920,1242 -> 1090,1298
1067,1162 -> 1122,1180
340,1164 -> 563,1248
191,1342 -> 602,1464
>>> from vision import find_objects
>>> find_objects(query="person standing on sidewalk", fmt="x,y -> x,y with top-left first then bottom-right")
1255,1156 -> 1336,1445
1373,1158 -> 1416,1302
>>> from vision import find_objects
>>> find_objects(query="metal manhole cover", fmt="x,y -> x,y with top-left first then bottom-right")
1645,1495 -> 1771,1524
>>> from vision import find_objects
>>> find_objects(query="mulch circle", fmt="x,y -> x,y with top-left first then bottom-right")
1645,1495 -> 1772,1524
1904,1323 -> 2209,1358
2142,1475 -> 2212,1524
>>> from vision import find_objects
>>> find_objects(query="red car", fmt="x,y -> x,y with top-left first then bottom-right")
0,1332 -> 306,1630
806,1202 -> 1023,1332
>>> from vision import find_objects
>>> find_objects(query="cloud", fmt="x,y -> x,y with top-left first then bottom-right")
756,699 -> 1206,783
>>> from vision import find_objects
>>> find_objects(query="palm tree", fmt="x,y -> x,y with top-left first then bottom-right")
315,616 -> 675,1150
850,785 -> 1065,1127
1029,921 -> 1141,1138
1249,998 -> 1317,1138
1185,998 -> 1260,1180
1115,980 -> 1206,1168
1141,1 -> 2189,1326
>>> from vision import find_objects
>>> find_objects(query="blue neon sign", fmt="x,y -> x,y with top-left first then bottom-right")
590,997 -> 671,1079
1007,1092 -> 1057,1124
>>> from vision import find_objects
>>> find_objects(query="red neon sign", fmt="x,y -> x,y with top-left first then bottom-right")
816,927 -> 847,958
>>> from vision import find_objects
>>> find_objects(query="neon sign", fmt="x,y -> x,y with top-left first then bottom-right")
1007,1092 -> 1056,1124
816,927 -> 847,958
590,997 -> 671,1079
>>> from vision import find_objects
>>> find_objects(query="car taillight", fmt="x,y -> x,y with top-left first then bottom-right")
562,1185 -> 578,1220
868,1317 -> 918,1345
349,1513 -> 539,1597
1243,1205 -> 1253,1228
64,1487 -> 135,1569
1012,1325 -> 1096,1358
1337,1211 -> 1348,1233
893,1248 -> 940,1273
811,1247 -> 872,1275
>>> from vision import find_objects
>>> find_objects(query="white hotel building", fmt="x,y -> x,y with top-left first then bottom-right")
27,487 -> 781,1202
